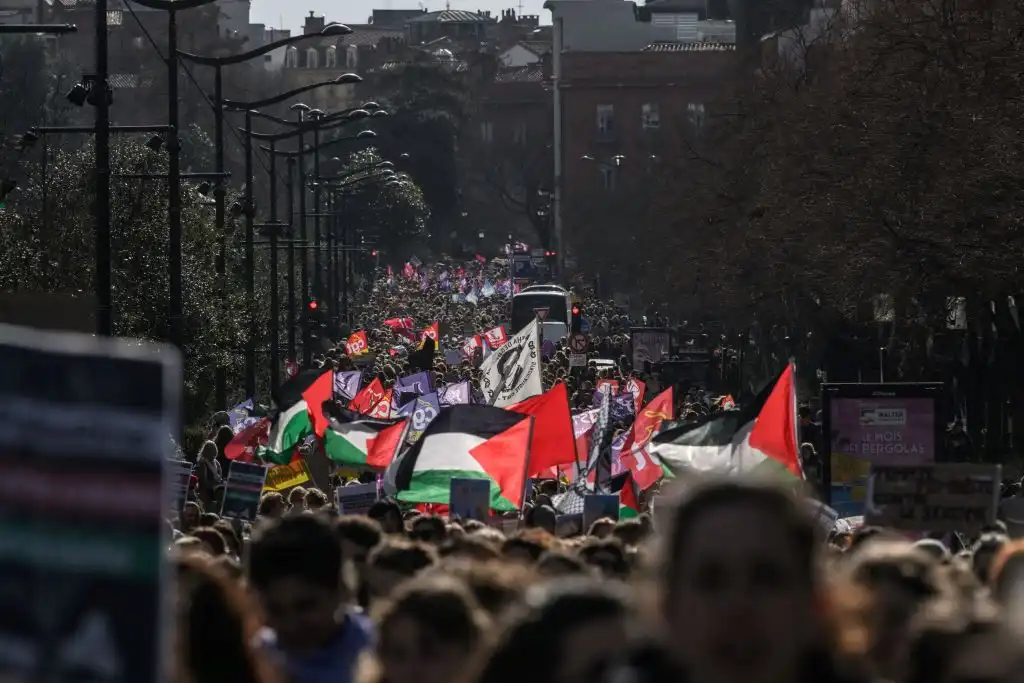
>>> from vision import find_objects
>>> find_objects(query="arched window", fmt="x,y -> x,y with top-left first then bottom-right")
284,46 -> 298,68
306,47 -> 318,68
325,45 -> 337,68
346,45 -> 358,70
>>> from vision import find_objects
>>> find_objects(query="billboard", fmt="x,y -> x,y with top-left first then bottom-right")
821,382 -> 944,512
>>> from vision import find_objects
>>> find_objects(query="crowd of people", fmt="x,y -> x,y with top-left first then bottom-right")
166,255 -> 1024,683
173,476 -> 1024,683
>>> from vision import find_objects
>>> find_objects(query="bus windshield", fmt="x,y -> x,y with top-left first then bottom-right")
510,293 -> 569,333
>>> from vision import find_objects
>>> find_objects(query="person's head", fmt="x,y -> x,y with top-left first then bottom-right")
335,515 -> 384,569
182,501 -> 202,531
466,578 -> 633,683
611,519 -> 651,548
198,440 -> 218,462
212,520 -> 242,557
502,529 -> 555,564
527,504 -> 557,535
365,540 -> 439,602
536,551 -> 590,578
172,553 -> 277,683
287,487 -> 308,510
191,526 -> 229,557
248,514 -> 349,653
257,492 -> 287,520
658,479 -> 820,683
373,575 -> 490,683
304,489 -> 329,511
214,425 -> 235,454
408,515 -> 447,545
587,517 -> 616,539
439,535 -> 502,562
971,532 -> 1008,584
798,406 -> 812,425
368,499 -> 404,535
578,539 -> 630,580
988,539 -> 1024,604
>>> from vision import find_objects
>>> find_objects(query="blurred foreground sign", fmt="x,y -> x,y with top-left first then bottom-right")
0,323 -> 180,683
865,463 -> 1000,534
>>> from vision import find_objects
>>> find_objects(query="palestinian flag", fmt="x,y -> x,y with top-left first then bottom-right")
650,364 -> 801,478
258,370 -> 333,465
393,405 -> 532,512
323,414 -> 408,470
618,473 -> 639,519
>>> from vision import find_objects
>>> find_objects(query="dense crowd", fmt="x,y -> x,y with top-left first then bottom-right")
172,476 -> 1024,683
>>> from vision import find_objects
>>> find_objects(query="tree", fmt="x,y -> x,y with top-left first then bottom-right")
0,138 -> 264,423
370,54 -> 471,249
334,148 -> 429,261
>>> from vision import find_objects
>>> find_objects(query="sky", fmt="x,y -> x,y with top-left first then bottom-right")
250,0 -> 551,35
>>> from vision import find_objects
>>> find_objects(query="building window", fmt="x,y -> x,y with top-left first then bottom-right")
641,103 -> 660,129
596,104 -> 615,140
347,45 -> 358,70
326,46 -> 337,68
479,121 -> 494,144
513,121 -> 527,145
285,47 -> 298,68
306,47 -> 318,69
688,102 -> 706,132
599,163 -> 617,191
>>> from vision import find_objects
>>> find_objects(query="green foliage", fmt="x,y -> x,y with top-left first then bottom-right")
372,58 -> 470,233
334,148 -> 429,260
0,138 -> 264,423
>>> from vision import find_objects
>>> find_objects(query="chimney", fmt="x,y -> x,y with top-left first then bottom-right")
303,10 -> 325,35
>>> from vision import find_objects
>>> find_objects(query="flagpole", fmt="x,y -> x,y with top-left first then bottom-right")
519,415 -> 535,519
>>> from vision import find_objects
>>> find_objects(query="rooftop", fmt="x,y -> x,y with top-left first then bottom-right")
643,41 -> 736,51
494,64 -> 545,82
408,9 -> 496,23
343,24 -> 404,47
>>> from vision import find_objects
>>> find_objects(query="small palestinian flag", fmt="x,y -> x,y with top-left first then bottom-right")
323,414 -> 408,470
258,369 -> 333,465
650,364 -> 801,478
393,405 -> 533,512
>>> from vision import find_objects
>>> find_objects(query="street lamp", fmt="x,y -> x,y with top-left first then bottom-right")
176,23 -> 352,405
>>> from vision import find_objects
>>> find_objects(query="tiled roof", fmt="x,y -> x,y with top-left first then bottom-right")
519,40 -> 551,55
643,41 -> 735,51
109,73 -> 154,88
408,9 -> 495,23
343,25 -> 404,47
378,59 -> 469,73
494,65 -> 544,82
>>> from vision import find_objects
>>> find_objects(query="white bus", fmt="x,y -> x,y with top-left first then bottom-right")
510,285 -> 574,343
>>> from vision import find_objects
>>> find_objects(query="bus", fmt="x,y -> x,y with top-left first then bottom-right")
510,285 -> 574,342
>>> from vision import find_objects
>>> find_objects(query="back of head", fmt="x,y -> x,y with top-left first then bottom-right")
248,514 -> 343,594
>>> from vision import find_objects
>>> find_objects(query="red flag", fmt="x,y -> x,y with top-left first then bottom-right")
748,364 -> 801,477
628,387 -> 674,450
303,371 -> 334,439
620,444 -> 664,491
350,377 -> 385,414
483,325 -> 508,349
224,418 -> 270,462
366,419 -> 408,469
625,377 -> 646,413
470,416 -> 533,509
346,330 -> 369,356
508,383 -> 576,476
619,473 -> 640,517
368,389 -> 393,419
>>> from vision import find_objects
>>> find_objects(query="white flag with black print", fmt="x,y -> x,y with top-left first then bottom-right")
479,319 -> 542,408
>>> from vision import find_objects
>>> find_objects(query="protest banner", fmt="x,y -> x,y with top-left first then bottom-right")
220,462 -> 268,521
865,463 -> 1000,533
335,482 -> 378,515
0,323 -> 179,683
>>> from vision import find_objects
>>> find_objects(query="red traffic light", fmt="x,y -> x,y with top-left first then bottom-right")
371,249 -> 379,257
545,251 -> 556,257
308,300 -> 319,311
571,305 -> 580,315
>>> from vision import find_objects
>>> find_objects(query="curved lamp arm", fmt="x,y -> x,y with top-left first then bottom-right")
223,74 -> 361,111
238,110 -> 371,141
177,23 -> 352,66
257,130 -> 377,155
250,102 -> 383,127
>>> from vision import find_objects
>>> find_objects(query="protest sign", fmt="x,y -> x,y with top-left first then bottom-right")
865,463 -> 1000,533
335,482 -> 378,515
263,459 -> 312,492
220,462 -> 268,521
583,494 -> 620,530
169,459 -> 194,513
450,478 -> 491,521
0,323 -> 180,683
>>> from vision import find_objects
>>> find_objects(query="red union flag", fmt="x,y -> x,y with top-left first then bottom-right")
484,325 -> 507,349
346,330 -> 369,356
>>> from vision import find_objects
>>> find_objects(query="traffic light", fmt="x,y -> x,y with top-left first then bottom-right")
308,300 -> 319,312
571,303 -> 582,334
545,250 -> 556,258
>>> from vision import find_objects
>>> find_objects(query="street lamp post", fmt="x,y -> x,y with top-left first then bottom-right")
286,157 -> 297,362
176,24 -> 350,405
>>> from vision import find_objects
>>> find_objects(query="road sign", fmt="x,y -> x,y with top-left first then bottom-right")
569,353 -> 587,367
569,333 -> 588,353
533,308 -> 549,321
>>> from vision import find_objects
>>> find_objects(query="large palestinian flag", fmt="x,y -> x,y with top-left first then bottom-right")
650,364 -> 801,477
393,405 -> 532,512
258,369 -> 333,465
323,414 -> 407,470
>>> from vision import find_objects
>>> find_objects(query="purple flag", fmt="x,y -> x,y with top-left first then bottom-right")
541,339 -> 555,359
396,371 -> 432,395
438,381 -> 471,406
227,399 -> 259,433
334,370 -> 362,400
409,392 -> 441,442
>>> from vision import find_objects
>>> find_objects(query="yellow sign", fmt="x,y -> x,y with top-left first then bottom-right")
263,459 -> 312,492
831,452 -> 870,502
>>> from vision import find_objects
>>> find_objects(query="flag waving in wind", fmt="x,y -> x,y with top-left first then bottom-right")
258,370 -> 333,465
323,413 -> 408,470
393,405 -> 533,511
651,364 -> 801,477
479,319 -> 542,407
